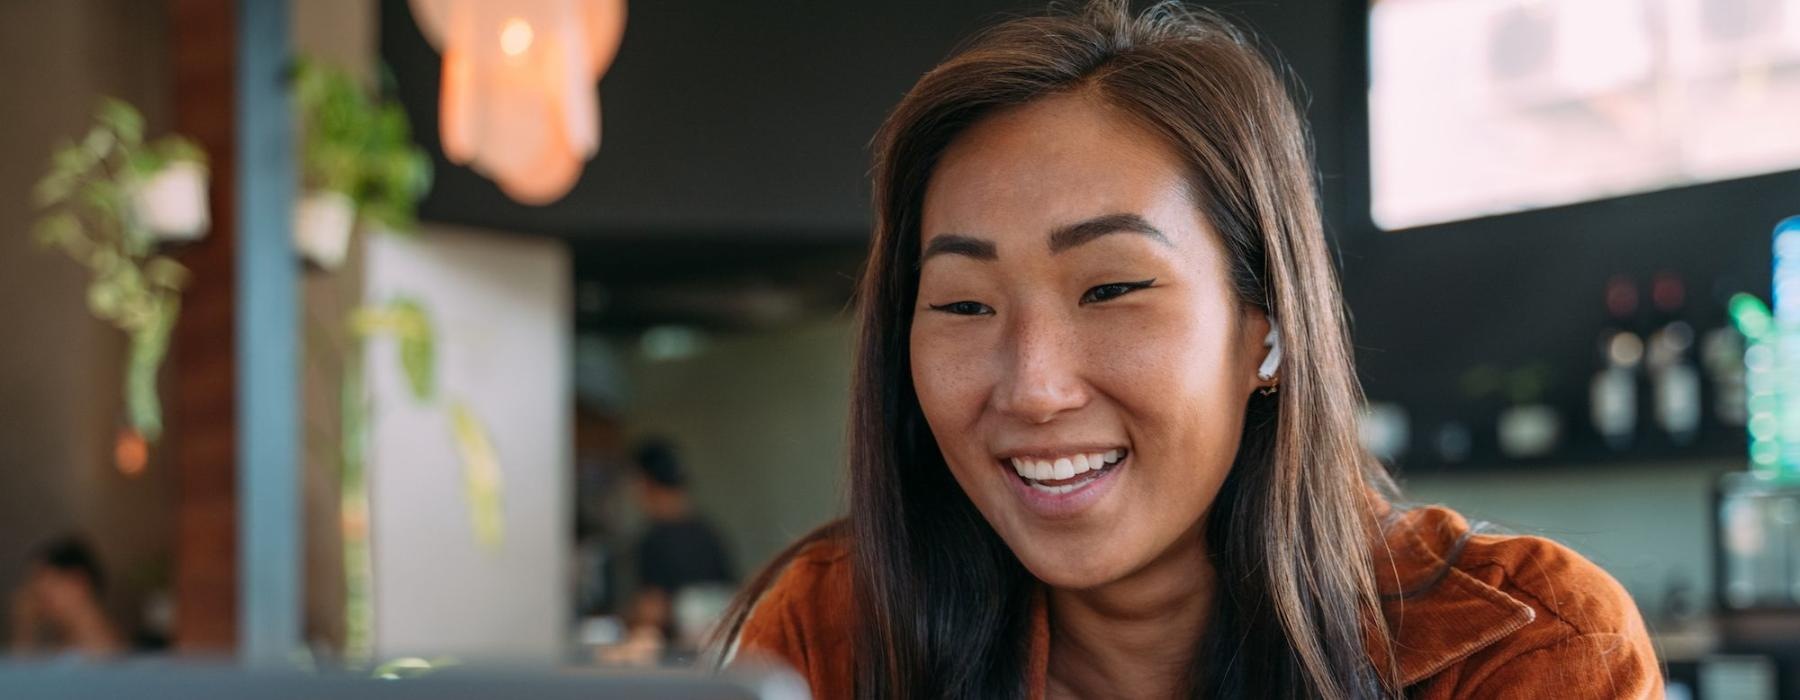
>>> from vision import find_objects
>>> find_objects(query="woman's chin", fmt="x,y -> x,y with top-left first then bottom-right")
1013,543 -> 1134,591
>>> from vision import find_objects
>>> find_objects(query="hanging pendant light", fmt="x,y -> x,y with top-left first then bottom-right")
409,0 -> 626,205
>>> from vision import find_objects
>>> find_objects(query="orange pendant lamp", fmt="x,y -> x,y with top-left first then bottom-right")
409,0 -> 626,204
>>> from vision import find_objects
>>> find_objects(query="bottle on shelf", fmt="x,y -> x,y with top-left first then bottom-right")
1703,275 -> 1751,429
1647,271 -> 1702,446
1591,274 -> 1641,451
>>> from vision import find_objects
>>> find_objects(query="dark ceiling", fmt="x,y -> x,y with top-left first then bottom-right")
379,0 -> 1056,240
379,0 -> 1062,331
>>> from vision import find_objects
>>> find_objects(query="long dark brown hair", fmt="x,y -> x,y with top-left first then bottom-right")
719,2 -> 1403,697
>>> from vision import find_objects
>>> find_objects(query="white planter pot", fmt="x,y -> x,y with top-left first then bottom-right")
294,190 -> 356,270
132,160 -> 210,242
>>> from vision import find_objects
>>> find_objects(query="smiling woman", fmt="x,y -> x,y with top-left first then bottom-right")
716,2 -> 1660,699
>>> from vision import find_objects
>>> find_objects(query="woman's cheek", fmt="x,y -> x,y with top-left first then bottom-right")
911,327 -> 988,430
1086,305 -> 1199,389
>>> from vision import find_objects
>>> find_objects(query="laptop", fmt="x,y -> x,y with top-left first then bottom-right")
0,662 -> 810,700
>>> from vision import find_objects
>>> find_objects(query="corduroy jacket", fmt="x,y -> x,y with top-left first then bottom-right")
735,505 -> 1662,698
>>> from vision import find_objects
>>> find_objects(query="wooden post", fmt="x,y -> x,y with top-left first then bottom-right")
168,0 -> 240,654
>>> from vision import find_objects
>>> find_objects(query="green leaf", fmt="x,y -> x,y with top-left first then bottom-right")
122,222 -> 153,258
111,264 -> 148,305
79,179 -> 123,220
144,257 -> 189,289
80,126 -> 115,162
359,200 -> 414,234
156,137 -> 207,166
34,171 -> 76,208
375,104 -> 410,144
33,213 -> 80,250
126,148 -> 165,179
89,248 -> 121,275
97,98 -> 145,147
51,141 -> 89,175
144,257 -> 190,290
393,299 -> 435,401
405,151 -> 433,198
450,401 -> 504,550
345,298 -> 436,401
87,278 -> 124,319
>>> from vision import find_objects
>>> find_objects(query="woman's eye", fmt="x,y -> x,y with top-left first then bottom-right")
928,301 -> 994,316
1080,279 -> 1156,305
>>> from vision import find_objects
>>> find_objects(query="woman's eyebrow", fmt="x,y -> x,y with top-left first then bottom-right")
919,212 -> 1167,266
920,234 -> 998,264
1048,213 -> 1170,253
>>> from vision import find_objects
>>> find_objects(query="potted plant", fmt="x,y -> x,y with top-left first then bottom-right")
292,58 -> 433,270
34,98 -> 209,443
129,137 -> 210,243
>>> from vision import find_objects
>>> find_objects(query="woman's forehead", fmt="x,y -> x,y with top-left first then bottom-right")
919,95 -> 1204,257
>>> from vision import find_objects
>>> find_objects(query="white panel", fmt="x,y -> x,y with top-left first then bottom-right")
364,225 -> 571,661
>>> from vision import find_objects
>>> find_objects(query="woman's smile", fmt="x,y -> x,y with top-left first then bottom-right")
996,447 -> 1130,517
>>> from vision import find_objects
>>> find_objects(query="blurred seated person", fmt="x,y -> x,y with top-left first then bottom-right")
9,536 -> 123,658
619,439 -> 735,662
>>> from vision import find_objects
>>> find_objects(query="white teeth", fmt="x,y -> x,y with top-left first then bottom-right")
1028,482 -> 1079,495
1008,451 -> 1126,481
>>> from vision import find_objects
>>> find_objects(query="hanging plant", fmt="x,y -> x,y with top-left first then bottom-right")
448,401 -> 505,551
33,98 -> 209,443
349,297 -> 436,402
338,296 -> 436,659
290,58 -> 435,657
291,57 -> 433,269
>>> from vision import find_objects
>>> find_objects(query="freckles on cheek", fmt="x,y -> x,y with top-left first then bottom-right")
1098,320 -> 1218,396
910,336 -> 982,427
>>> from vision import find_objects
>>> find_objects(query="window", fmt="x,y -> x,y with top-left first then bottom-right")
1370,0 -> 1800,230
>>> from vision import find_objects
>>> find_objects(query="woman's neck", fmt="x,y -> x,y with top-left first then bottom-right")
1044,529 -> 1216,699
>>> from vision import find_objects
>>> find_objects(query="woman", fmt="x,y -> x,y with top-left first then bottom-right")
721,2 -> 1660,698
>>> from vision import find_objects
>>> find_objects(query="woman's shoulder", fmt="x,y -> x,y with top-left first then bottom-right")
730,534 -> 855,699
751,536 -> 854,614
1379,505 -> 1662,697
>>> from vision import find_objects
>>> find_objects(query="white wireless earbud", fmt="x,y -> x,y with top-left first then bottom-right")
1257,324 -> 1282,382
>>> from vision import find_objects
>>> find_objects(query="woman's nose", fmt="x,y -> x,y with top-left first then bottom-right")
991,311 -> 1089,424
